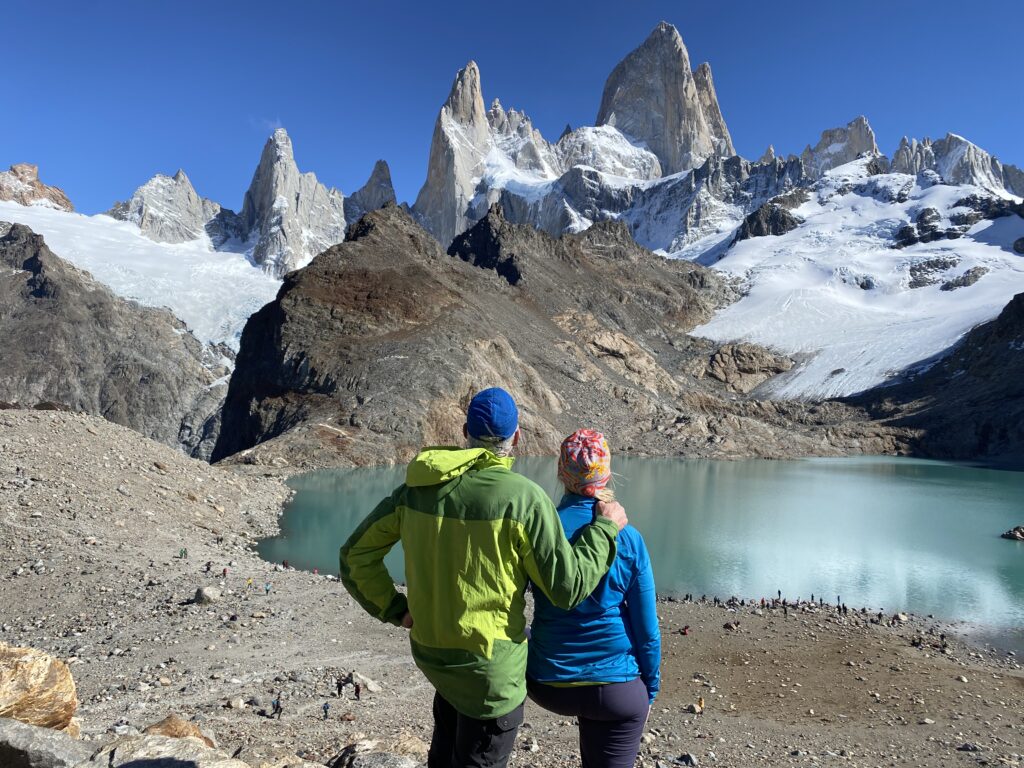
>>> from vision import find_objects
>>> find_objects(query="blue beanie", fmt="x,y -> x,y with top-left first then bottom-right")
466,388 -> 519,440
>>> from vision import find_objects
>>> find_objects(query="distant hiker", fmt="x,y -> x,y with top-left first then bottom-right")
339,388 -> 627,768
264,581 -> 272,596
837,595 -> 841,607
246,577 -> 254,591
179,548 -> 187,559
336,675 -> 346,697
271,696 -> 282,719
216,535 -> 223,544
681,625 -> 691,636
222,567 -> 228,578
283,559 -> 289,569
205,561 -> 212,574
353,682 -> 361,701
313,567 -> 319,575
322,701 -> 330,720
777,589 -> 782,600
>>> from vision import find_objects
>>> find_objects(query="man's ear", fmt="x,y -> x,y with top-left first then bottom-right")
512,427 -> 521,446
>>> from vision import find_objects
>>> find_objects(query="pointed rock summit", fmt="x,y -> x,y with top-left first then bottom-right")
596,22 -> 735,174
412,61 -> 491,246
108,169 -> 222,243
344,159 -> 397,225
240,128 -> 347,276
891,132 -> 1024,196
0,163 -> 73,211
800,116 -> 881,178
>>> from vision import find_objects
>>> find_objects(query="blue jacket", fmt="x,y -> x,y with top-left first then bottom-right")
527,494 -> 661,702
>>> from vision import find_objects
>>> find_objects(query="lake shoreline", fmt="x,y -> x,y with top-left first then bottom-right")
2,411 -> 1021,767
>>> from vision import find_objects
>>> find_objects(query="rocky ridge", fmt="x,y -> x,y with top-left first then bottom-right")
0,222 -> 229,458
857,291 -> 1024,463
0,164 -> 73,211
109,129 -> 395,278
212,204 -> 908,468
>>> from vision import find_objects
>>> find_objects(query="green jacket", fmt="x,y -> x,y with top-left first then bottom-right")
339,447 -> 619,719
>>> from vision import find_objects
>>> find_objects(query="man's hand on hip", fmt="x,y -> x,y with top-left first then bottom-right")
596,499 -> 628,531
401,612 -> 414,629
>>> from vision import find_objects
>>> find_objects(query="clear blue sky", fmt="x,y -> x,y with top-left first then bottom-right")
4,0 -> 1022,214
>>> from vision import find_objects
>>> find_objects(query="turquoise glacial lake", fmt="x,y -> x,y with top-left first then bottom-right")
259,456 -> 1024,652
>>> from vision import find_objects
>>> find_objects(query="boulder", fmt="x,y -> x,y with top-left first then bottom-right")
705,344 -> 793,394
329,741 -> 417,768
1001,525 -> 1024,541
940,266 -> 988,292
731,202 -> 801,244
86,733 -> 250,767
351,672 -> 382,694
143,713 -> 214,748
0,645 -> 77,731
194,586 -> 222,604
1013,237 -> 1024,255
0,717 -> 91,768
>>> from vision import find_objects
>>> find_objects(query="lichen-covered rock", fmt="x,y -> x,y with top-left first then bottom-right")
0,645 -> 77,731
0,717 -> 91,768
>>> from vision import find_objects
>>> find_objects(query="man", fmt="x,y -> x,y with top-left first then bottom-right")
340,387 -> 627,768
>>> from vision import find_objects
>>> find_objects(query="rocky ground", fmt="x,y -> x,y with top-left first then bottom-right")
1,410 -> 1021,767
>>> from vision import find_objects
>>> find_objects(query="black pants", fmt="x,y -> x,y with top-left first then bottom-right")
527,677 -> 649,768
427,692 -> 524,768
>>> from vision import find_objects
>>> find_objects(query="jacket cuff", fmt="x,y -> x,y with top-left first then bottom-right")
381,593 -> 409,626
590,515 -> 620,539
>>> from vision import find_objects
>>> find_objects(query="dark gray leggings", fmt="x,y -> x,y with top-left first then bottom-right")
527,677 -> 649,768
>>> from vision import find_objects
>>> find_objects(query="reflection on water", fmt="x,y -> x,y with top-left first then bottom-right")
259,456 -> 1024,646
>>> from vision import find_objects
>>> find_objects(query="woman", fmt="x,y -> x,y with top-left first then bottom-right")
527,429 -> 661,768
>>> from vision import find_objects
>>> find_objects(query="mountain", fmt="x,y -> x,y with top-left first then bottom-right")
239,128 -> 346,275
0,164 -> 73,211
212,204 -> 906,468
411,21 -> 737,247
411,61 -> 492,246
891,133 -> 1024,197
344,159 -> 397,225
596,21 -> 735,173
799,116 -> 881,178
857,291 -> 1024,464
0,222 -> 229,458
109,128 -> 396,278
107,169 -> 225,244
0,198 -> 280,346
693,157 -> 1024,398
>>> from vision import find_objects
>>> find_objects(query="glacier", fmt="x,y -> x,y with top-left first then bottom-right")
0,200 -> 280,347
